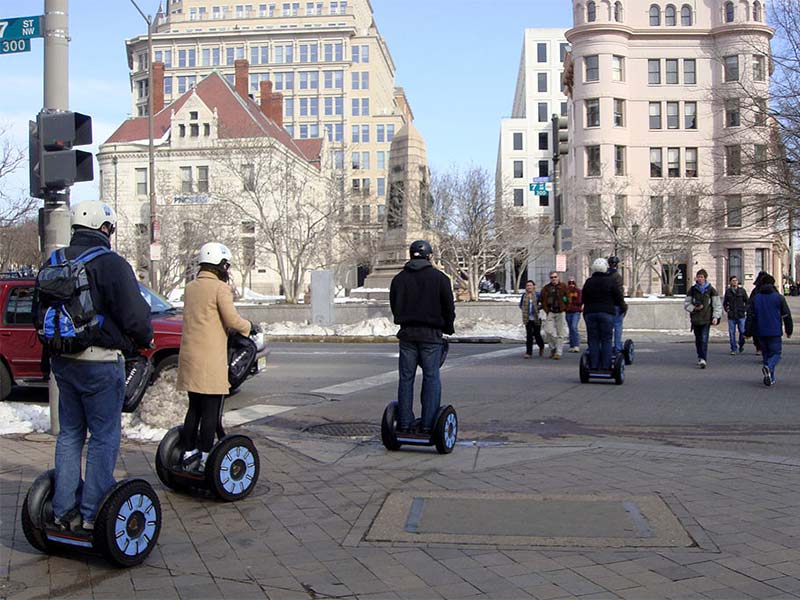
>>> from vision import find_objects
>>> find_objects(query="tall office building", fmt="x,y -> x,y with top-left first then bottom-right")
562,0 -> 787,294
125,0 -> 410,269
497,28 -> 569,287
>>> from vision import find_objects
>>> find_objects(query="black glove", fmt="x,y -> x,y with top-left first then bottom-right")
249,321 -> 260,336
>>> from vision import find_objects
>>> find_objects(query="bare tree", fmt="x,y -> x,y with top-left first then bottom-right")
0,125 -> 37,263
503,215 -> 555,293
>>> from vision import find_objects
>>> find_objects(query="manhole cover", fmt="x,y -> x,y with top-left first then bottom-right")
255,393 -> 328,406
23,433 -> 55,443
304,422 -> 380,437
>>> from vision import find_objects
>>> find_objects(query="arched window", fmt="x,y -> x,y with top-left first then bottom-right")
665,4 -> 676,25
724,1 -> 735,22
587,1 -> 597,22
752,0 -> 762,20
614,1 -> 624,21
649,4 -> 661,25
681,4 -> 693,25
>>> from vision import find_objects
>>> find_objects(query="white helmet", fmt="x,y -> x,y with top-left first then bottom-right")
198,242 -> 232,266
70,201 -> 117,230
591,257 -> 610,274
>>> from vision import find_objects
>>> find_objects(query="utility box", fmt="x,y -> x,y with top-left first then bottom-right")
311,270 -> 335,326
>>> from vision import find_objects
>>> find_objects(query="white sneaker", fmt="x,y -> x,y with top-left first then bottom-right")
699,359 -> 707,368
181,448 -> 200,468
198,452 -> 209,471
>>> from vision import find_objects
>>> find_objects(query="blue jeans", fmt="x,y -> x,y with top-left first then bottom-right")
397,341 -> 442,431
727,317 -> 746,352
613,307 -> 624,352
52,356 -> 125,523
759,336 -> 782,380
693,324 -> 710,361
566,312 -> 581,348
584,312 -> 614,370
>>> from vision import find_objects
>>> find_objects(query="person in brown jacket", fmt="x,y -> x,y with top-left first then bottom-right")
177,242 -> 254,470
540,271 -> 569,359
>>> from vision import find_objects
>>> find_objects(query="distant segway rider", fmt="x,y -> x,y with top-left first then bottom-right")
177,243 -> 256,471
607,256 -> 626,353
34,200 -> 153,532
389,240 -> 455,434
582,258 -> 627,370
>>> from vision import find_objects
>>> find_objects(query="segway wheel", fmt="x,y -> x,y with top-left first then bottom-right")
155,426 -> 187,491
579,353 -> 590,384
21,470 -> 54,553
207,435 -> 260,502
95,480 -> 161,567
623,339 -> 635,365
381,402 -> 401,451
434,406 -> 458,454
614,355 -> 625,385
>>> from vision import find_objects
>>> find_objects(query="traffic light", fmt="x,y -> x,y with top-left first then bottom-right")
29,110 -> 93,198
556,116 -> 569,156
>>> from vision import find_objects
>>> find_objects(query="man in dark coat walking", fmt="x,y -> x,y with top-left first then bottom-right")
390,240 -> 455,433
723,275 -> 749,355
746,273 -> 793,386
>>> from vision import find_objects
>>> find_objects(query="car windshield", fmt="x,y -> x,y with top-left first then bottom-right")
138,284 -> 176,314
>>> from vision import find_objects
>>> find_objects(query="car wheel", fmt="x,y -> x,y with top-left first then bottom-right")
152,354 -> 179,382
0,362 -> 11,401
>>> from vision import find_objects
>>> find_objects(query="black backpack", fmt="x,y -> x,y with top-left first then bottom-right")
34,247 -> 110,355
228,332 -> 258,391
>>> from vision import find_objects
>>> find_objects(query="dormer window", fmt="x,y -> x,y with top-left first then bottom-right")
724,1 -> 734,22
587,1 -> 597,22
179,124 -> 186,137
649,4 -> 660,25
752,0 -> 762,21
614,1 -> 623,22
189,111 -> 198,120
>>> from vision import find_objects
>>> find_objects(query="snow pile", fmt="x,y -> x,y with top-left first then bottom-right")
261,317 -> 398,337
455,317 -> 525,340
0,402 -> 50,434
122,371 -> 186,441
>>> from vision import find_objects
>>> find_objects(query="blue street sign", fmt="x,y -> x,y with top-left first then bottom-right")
0,37 -> 31,54
531,177 -> 550,183
529,183 -> 548,195
0,16 -> 43,40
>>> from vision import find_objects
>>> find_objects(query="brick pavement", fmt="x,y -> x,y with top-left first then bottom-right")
1,430 -> 799,600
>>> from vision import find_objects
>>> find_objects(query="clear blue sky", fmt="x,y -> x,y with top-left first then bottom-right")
1,0 -> 570,202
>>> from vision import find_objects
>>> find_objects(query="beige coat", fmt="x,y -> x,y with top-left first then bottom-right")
176,271 -> 251,394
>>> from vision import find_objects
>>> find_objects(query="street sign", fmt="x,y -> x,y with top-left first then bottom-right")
0,38 -> 31,54
529,183 -> 548,196
0,16 -> 43,40
531,176 -> 550,183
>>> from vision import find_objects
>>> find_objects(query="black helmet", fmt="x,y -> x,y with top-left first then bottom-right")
607,255 -> 620,267
409,240 -> 433,260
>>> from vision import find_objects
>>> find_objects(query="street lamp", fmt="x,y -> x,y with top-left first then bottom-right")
611,213 -> 622,256
130,0 -> 158,289
630,222 -> 639,292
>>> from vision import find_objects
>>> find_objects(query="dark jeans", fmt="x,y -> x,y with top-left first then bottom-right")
525,321 -> 544,355
397,340 -> 442,431
566,312 -> 581,348
727,316 -> 746,352
584,312 -> 614,370
693,323 -> 711,360
183,392 -> 224,452
51,356 -> 125,523
759,336 -> 782,379
613,307 -> 624,352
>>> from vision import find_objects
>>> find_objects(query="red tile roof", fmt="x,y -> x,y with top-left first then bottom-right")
104,72 -> 323,167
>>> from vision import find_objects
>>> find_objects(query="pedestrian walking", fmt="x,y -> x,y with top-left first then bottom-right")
177,242 -> 256,471
683,268 -> 722,369
540,271 -> 569,359
566,277 -> 583,352
745,273 -> 793,386
390,240 -> 455,434
607,256 -> 626,353
750,271 -> 768,355
723,275 -> 749,355
519,280 -> 544,358
34,201 -> 153,532
581,258 -> 627,370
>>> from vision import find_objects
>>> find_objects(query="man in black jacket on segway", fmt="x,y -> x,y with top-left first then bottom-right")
389,240 -> 455,434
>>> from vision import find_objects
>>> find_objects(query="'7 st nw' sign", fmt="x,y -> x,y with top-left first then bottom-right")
0,15 -> 43,55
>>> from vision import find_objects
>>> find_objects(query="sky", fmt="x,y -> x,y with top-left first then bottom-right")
1,0 -> 570,204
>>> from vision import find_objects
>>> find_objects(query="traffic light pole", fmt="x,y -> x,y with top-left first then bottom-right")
42,0 -> 71,435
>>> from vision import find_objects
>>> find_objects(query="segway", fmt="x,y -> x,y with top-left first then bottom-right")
380,338 -> 457,454
579,350 -> 625,385
21,470 -> 161,567
621,339 -> 635,365
155,332 -> 266,501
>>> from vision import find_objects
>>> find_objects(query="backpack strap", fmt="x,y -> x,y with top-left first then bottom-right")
73,246 -> 111,265
49,249 -> 65,265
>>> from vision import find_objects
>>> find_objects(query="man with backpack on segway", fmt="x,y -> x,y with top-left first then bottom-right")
34,201 -> 153,532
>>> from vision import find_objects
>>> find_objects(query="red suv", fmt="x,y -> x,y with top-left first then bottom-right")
0,276 -> 182,400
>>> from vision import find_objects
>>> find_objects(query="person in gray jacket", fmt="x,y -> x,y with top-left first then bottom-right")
683,268 -> 723,368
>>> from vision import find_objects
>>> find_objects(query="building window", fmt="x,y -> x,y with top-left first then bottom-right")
196,166 -> 209,193
754,98 -> 767,126
667,148 -> 680,177
190,123 -> 199,137
754,195 -> 768,226
681,4 -> 692,25
513,160 -> 524,178
649,102 -> 662,129
648,59 -> 661,84
755,247 -> 769,274
649,4 -> 660,25
539,132 -> 548,150
665,59 -> 679,84
586,98 -> 600,127
587,1 -> 597,21
614,1 -> 623,21
726,145 -> 742,175
204,123 -> 210,136
538,160 -> 549,177
753,0 -> 762,21
684,101 -> 697,129
651,196 -> 664,227
724,55 -> 739,81
178,124 -> 186,137
586,194 -> 602,227
683,59 -> 696,84
561,101 -> 568,116
513,189 -> 524,207
614,145 -> 626,176
135,168 -> 147,196
753,54 -> 766,81
537,72 -> 547,92
665,4 -> 676,25
613,98 -> 625,127
586,145 -> 601,176
685,147 -> 698,177
180,166 -> 193,194
242,164 -> 255,192
724,1 -> 734,22
754,144 -> 768,176
725,98 -> 740,127
650,147 -> 663,177
538,102 -> 548,122
585,55 -> 599,81
612,55 -> 624,81
666,102 -> 680,129
513,132 -> 523,151
560,43 -> 569,62
537,42 -> 547,63
351,44 -> 368,63
726,195 -> 742,227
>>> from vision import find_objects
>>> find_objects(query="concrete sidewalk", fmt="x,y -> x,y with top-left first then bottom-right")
2,427 -> 800,600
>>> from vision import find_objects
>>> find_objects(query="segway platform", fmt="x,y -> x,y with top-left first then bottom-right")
381,402 -> 458,454
21,470 -> 161,567
579,351 -> 625,385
